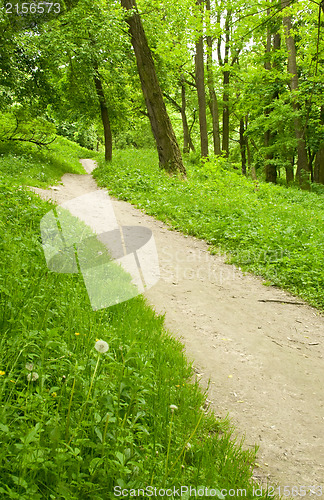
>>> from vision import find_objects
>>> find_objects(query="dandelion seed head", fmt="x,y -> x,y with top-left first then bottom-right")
25,363 -> 34,371
27,372 -> 39,382
94,340 -> 109,353
170,404 -> 178,412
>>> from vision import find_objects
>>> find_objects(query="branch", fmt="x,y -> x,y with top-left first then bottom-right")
0,136 -> 57,147
163,93 -> 181,112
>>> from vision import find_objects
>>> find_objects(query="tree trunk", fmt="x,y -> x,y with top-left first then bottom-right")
222,9 -> 231,157
195,0 -> 209,158
206,0 -> 221,156
245,115 -> 256,179
282,0 -> 309,187
264,6 -> 277,183
314,148 -> 324,184
239,118 -> 247,175
314,106 -> 324,184
180,80 -> 195,153
181,83 -> 190,154
286,157 -> 295,184
163,84 -> 194,154
93,69 -> 112,162
121,0 -> 186,175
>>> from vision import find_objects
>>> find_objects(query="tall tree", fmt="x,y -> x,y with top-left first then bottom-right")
222,8 -> 231,157
93,65 -> 112,162
163,78 -> 196,154
264,5 -> 278,184
206,0 -> 221,156
194,0 -> 209,158
282,0 -> 309,187
121,0 -> 186,175
314,106 -> 324,184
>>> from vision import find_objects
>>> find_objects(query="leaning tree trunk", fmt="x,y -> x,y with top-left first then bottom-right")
93,68 -> 112,162
121,0 -> 186,175
282,0 -> 309,187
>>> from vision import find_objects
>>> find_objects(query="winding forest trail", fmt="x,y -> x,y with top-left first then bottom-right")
31,159 -> 324,492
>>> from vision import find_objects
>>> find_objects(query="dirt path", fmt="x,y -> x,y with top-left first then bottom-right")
31,159 -> 324,493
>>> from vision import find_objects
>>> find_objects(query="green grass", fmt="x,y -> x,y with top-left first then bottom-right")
0,136 -> 97,187
0,141 -> 275,498
93,149 -> 324,311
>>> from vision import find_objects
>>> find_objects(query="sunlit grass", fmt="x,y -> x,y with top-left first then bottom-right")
0,136 -> 96,187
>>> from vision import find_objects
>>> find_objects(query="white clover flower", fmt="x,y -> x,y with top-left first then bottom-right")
94,340 -> 109,353
27,372 -> 39,382
25,363 -> 34,371
170,404 -> 178,412
185,442 -> 192,450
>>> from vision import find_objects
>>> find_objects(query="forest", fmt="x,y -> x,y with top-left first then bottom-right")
0,0 -> 324,498
1,0 -> 324,186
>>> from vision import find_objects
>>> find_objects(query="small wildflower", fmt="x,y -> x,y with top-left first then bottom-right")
27,372 -> 39,382
94,340 -> 109,353
185,442 -> 192,450
51,392 -> 57,397
25,363 -> 34,371
0,371 -> 5,376
10,380 -> 15,384
75,332 -> 80,336
170,404 -> 178,412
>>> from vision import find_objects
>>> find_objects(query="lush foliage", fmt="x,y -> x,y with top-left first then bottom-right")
94,149 -> 324,310
1,0 -> 323,182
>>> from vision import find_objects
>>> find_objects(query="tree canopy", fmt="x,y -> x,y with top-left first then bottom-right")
1,0 -> 323,184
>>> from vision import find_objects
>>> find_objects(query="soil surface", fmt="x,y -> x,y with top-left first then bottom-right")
31,159 -> 324,494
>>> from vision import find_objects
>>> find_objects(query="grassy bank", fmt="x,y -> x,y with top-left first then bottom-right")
94,149 -> 324,311
0,136 -> 95,187
0,140 -> 273,498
